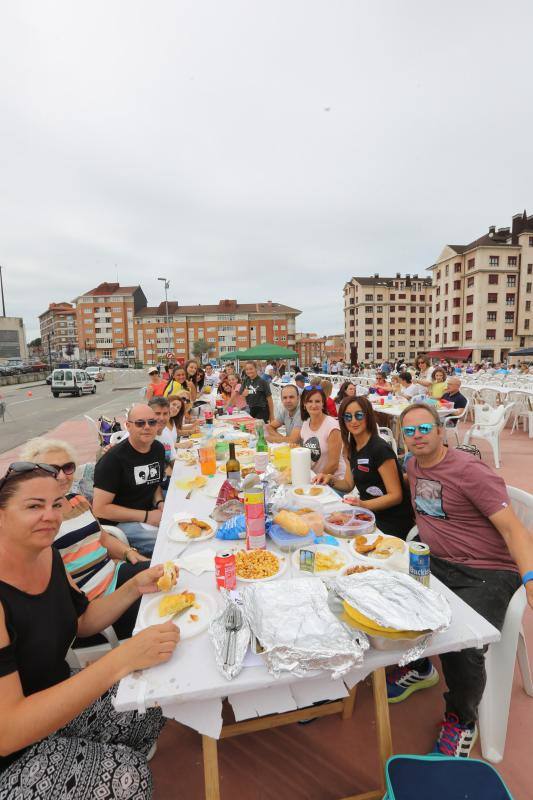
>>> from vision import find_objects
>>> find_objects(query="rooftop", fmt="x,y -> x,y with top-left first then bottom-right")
78,282 -> 141,298
137,299 -> 301,317
446,209 -> 533,256
346,273 -> 432,288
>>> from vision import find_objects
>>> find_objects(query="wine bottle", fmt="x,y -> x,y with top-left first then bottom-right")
226,443 -> 241,485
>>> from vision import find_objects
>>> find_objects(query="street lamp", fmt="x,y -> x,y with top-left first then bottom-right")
47,333 -> 52,372
158,277 -> 171,364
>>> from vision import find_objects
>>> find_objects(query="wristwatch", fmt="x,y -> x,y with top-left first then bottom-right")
522,571 -> 533,586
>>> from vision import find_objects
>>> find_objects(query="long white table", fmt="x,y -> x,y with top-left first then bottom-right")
116,459 -> 500,799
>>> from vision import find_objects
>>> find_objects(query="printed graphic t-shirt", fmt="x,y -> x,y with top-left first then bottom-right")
94,438 -> 165,524
406,448 -> 516,571
300,415 -> 345,480
239,376 -> 271,411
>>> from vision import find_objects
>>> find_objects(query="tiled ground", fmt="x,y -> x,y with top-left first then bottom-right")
1,413 -> 532,799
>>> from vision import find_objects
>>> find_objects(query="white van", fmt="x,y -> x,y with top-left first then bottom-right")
51,368 -> 96,398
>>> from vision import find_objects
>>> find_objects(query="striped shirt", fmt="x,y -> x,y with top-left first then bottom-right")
54,494 -> 120,601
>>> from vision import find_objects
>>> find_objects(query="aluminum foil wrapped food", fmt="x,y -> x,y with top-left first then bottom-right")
242,577 -> 367,678
333,569 -> 451,665
209,595 -> 250,681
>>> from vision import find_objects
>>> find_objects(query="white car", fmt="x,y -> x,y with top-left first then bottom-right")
51,368 -> 96,397
86,366 -> 104,381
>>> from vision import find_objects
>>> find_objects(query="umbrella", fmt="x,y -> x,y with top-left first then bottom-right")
508,347 -> 533,357
220,342 -> 298,361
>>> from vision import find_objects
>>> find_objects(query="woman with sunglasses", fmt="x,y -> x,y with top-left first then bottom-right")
298,388 -> 345,481
315,396 -> 414,538
0,462 -> 179,798
19,438 -> 150,640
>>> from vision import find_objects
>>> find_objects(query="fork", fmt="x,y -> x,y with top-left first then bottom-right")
227,607 -> 243,667
223,607 -> 236,665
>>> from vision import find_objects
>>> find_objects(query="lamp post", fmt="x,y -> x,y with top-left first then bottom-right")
47,333 -> 52,372
157,277 -> 171,364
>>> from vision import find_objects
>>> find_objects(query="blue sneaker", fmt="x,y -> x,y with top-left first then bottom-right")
387,662 -> 439,704
433,712 -> 478,758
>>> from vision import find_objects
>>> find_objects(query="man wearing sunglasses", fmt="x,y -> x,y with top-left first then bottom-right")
93,404 -> 166,557
387,402 -> 533,758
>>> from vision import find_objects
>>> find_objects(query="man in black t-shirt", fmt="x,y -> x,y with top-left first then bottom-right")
239,361 -> 274,423
93,403 -> 166,556
441,376 -> 468,426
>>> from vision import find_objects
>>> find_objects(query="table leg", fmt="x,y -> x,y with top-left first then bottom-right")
372,668 -> 393,787
202,735 -> 221,800
342,684 -> 357,720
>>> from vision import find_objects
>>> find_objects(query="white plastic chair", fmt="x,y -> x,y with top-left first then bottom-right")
109,430 -> 129,446
508,391 -> 533,436
462,403 -> 514,469
378,426 -> 397,455
443,400 -> 469,447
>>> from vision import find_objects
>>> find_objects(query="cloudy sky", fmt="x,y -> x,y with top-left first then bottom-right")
1,1 -> 532,341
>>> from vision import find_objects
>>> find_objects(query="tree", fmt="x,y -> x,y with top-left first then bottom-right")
192,338 -> 212,362
29,337 -> 42,348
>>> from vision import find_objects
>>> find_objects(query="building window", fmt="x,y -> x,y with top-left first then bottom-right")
390,294 -> 395,300
525,319 -> 530,329
504,329 -> 514,341
467,258 -> 475,270
377,294 -> 383,301
508,256 -> 517,266
487,311 -> 497,321
444,300 -> 448,311
529,237 -> 533,247
466,312 -> 473,323
452,315 -> 460,324
466,295 -> 474,305
454,263 -> 461,273
399,293 -> 406,299
436,303 -> 440,312
505,311 -> 514,323
527,283 -> 532,293
526,301 -> 531,311
365,294 -> 373,301
445,265 -> 449,276
528,264 -> 533,274
452,331 -> 460,341
436,271 -> 441,280
435,334 -> 439,343
489,256 -> 499,266
506,293 -> 516,304
465,330 -> 472,340
488,274 -> 499,285
453,298 -> 461,307
365,306 -> 372,312
467,277 -> 474,287
507,275 -> 517,287
435,319 -> 440,328
486,329 -> 496,340
445,284 -> 449,294
453,280 -> 461,290
487,293 -> 498,303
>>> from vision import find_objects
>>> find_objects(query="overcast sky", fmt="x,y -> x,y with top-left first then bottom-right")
1,1 -> 532,342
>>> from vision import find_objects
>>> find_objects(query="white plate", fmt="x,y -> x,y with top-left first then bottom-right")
139,590 -> 218,639
202,476 -> 226,498
166,514 -> 216,543
291,544 -> 353,576
290,485 -> 339,505
234,549 -> 288,582
350,533 -> 407,567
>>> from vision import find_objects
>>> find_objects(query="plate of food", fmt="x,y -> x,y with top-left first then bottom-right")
234,548 -> 287,582
324,508 -> 375,538
139,590 -> 218,639
291,544 -> 353,576
351,533 -> 406,562
167,514 -> 216,542
290,484 -> 339,506
175,450 -> 197,466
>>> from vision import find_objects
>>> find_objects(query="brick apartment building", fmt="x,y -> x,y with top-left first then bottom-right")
428,210 -> 533,362
73,283 -> 147,361
135,299 -> 300,364
38,302 -> 78,360
295,333 -> 345,368
343,274 -> 432,364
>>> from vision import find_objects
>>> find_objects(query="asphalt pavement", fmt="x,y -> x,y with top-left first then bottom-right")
0,370 -> 146,454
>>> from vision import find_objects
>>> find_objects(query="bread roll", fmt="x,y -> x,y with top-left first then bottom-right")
157,561 -> 178,592
273,510 -> 310,536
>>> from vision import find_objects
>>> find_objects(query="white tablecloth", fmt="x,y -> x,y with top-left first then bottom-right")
115,461 -> 500,739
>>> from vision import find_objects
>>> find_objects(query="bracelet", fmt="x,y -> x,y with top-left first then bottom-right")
144,509 -> 149,523
123,546 -> 138,562
155,500 -> 164,509
522,570 -> 533,586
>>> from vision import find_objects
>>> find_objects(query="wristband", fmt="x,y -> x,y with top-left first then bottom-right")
522,571 -> 533,586
144,509 -> 149,523
155,500 -> 164,509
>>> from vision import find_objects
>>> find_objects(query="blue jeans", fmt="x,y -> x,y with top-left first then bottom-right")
117,522 -> 159,557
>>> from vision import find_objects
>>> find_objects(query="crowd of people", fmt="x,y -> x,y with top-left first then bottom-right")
0,352 -> 531,795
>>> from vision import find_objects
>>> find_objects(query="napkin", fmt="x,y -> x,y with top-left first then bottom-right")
176,547 -> 217,575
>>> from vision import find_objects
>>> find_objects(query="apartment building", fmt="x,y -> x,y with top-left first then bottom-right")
38,302 -> 78,359
428,210 -> 533,362
295,333 -> 345,368
73,283 -> 147,361
134,298 -> 300,364
0,317 -> 27,362
343,274 -> 433,363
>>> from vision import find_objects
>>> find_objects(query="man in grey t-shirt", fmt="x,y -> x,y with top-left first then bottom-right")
265,385 -> 302,443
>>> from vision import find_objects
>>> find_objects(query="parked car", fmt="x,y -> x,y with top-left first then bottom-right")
86,366 -> 104,381
51,368 -> 96,397
0,366 -> 15,377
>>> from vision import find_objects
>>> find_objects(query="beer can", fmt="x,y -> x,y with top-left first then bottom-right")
215,551 -> 236,590
409,542 -> 430,587
244,486 -> 266,549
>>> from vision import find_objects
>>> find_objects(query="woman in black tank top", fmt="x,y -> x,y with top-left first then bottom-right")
0,464 -> 179,798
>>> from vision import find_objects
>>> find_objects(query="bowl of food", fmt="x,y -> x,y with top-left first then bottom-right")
324,508 -> 375,538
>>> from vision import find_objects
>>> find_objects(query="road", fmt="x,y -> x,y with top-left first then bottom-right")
0,370 -> 146,454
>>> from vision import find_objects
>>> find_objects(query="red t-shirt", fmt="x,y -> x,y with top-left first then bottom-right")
326,397 -> 338,417
406,448 -> 516,572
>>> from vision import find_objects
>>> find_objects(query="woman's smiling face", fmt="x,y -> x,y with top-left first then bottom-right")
343,401 -> 367,437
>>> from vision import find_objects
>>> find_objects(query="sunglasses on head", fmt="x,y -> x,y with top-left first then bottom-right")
47,461 -> 76,476
129,418 -> 158,428
402,423 -> 436,437
0,462 -> 59,493
343,411 -> 365,422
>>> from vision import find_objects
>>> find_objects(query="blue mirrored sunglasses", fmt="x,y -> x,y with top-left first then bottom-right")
402,423 -> 436,437
343,411 -> 365,422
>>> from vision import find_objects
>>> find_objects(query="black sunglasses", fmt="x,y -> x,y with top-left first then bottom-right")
129,418 -> 158,428
0,462 -> 59,493
47,461 -> 76,476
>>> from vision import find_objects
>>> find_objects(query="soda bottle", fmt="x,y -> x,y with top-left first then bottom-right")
254,421 -> 269,473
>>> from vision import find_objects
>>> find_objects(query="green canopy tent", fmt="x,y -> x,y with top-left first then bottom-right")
220,343 -> 298,361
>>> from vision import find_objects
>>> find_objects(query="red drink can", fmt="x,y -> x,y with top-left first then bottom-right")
215,551 -> 236,590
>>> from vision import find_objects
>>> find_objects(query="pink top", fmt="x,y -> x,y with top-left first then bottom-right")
230,385 -> 247,410
406,448 -> 516,571
300,415 -> 345,480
